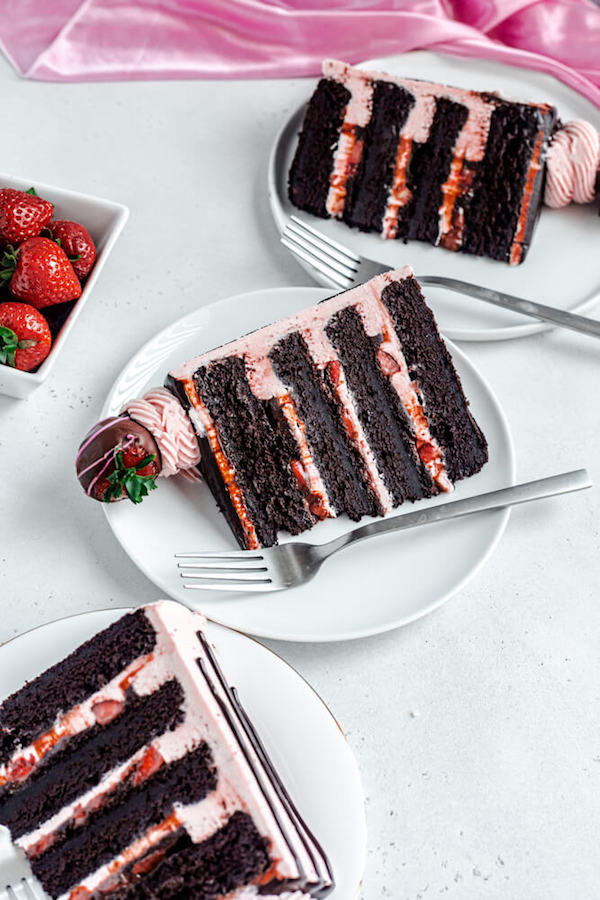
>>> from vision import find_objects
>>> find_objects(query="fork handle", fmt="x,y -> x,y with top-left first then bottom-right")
319,470 -> 591,559
419,276 -> 600,338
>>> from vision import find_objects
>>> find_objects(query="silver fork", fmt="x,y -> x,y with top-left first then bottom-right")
281,215 -> 600,339
1,878 -> 46,900
176,470 -> 591,592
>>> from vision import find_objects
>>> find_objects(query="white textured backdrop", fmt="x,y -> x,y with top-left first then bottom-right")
0,54 -> 599,899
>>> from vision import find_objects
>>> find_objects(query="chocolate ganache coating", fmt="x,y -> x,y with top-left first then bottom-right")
76,415 -> 162,503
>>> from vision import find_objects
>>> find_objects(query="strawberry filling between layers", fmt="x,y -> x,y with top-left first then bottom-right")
323,63 -> 374,218
65,810 -> 182,900
63,811 -> 284,900
381,136 -> 414,240
437,153 -> 466,246
11,602 -> 326,898
277,393 -> 333,521
0,653 -> 154,792
182,382 -> 261,550
324,359 -> 394,514
25,745 -> 166,861
509,128 -> 545,265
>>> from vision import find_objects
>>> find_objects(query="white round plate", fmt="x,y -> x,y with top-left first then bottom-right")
102,285 -> 515,642
0,609 -> 366,899
268,50 -> 600,341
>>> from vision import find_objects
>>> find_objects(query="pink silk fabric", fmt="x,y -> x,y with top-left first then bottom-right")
0,0 -> 598,107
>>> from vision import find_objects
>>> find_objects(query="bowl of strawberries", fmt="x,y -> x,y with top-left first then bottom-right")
0,176 -> 128,399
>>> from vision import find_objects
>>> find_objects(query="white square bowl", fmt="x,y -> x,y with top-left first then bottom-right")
0,174 -> 129,399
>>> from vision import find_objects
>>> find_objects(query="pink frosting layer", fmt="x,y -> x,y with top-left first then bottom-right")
323,59 -> 499,158
124,388 -> 201,479
321,60 -> 501,244
544,119 -> 600,208
171,267 -> 452,497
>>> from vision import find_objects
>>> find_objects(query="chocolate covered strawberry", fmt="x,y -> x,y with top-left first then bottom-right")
0,188 -> 53,244
50,220 -> 96,279
0,301 -> 51,371
1,237 -> 82,308
76,417 -> 162,504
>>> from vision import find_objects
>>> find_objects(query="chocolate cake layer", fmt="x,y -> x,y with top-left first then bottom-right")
325,305 -> 434,505
0,609 -> 156,764
288,59 -> 557,264
270,331 -> 380,521
344,79 -> 415,233
102,812 -> 269,900
164,373 -> 251,548
381,277 -> 488,481
31,743 -> 217,898
288,77 -> 351,217
193,355 -> 314,548
0,679 -> 184,839
462,103 -> 551,263
403,97 -> 469,245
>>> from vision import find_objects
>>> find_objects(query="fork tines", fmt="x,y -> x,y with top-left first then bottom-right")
281,216 -> 360,289
3,879 -> 46,900
175,552 -> 272,591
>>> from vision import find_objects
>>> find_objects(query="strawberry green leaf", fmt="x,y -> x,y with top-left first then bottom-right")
102,446 -> 158,505
26,187 -> 37,196
0,246 -> 19,282
135,454 -> 156,470
102,480 -> 123,503
0,324 -> 18,367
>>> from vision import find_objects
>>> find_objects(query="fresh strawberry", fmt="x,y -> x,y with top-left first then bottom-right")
1,237 -> 82,309
49,220 -> 96,279
0,301 -> 52,371
0,188 -> 53,244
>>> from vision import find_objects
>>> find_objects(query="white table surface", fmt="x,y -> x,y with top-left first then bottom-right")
1,52 -> 600,900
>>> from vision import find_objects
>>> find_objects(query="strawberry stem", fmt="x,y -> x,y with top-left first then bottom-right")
0,324 -> 18,367
0,245 -> 19,283
102,448 -> 158,504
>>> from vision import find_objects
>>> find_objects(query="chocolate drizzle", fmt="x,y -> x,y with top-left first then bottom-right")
196,632 -> 334,897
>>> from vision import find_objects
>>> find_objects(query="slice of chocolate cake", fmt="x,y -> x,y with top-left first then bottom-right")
289,59 -> 558,264
0,601 -> 333,899
165,267 -> 488,550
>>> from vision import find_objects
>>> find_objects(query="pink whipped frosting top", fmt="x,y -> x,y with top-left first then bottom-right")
544,120 -> 600,208
124,388 -> 200,478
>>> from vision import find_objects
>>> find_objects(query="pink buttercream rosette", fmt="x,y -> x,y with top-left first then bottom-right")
123,387 -> 201,481
544,119 -> 600,208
